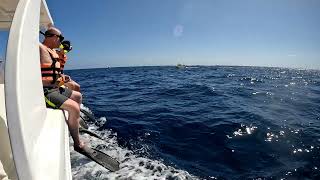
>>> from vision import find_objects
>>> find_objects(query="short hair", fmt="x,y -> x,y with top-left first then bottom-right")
45,27 -> 62,36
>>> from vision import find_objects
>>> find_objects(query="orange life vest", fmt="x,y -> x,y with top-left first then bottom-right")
57,51 -> 67,73
41,48 -> 63,85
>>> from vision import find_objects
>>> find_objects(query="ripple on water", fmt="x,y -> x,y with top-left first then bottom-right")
65,66 -> 320,179
73,106 -> 198,180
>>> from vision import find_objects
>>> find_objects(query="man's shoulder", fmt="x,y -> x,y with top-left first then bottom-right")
39,43 -> 51,63
39,43 -> 56,54
39,43 -> 48,51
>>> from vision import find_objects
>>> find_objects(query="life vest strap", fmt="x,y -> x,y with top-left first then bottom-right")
40,48 -> 62,85
42,73 -> 57,77
41,67 -> 60,71
47,49 -> 60,84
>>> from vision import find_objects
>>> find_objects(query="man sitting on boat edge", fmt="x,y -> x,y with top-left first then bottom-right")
39,26 -> 85,152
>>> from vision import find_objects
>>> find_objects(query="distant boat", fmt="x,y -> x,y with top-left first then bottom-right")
176,63 -> 186,69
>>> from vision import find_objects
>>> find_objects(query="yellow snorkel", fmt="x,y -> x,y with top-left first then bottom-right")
59,44 -> 69,54
60,40 -> 72,54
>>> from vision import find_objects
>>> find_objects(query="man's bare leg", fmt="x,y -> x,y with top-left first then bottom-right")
65,81 -> 81,92
73,81 -> 81,92
60,99 -> 84,149
69,91 -> 82,106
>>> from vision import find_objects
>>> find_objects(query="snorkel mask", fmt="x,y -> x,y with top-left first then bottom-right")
59,40 -> 72,53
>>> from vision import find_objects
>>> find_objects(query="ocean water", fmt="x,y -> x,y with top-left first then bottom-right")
66,66 -> 320,180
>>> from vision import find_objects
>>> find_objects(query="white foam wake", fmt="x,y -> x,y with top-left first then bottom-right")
71,106 -> 197,180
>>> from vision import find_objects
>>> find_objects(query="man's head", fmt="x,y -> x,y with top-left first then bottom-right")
43,27 -> 64,48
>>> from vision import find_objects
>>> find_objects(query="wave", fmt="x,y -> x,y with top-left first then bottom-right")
71,106 -> 198,180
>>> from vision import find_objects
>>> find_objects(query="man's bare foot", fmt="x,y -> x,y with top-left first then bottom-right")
74,141 -> 85,152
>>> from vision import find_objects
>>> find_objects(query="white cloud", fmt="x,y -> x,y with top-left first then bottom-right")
287,54 -> 297,57
173,24 -> 184,37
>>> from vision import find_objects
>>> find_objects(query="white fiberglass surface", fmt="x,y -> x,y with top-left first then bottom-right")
5,0 -> 47,177
0,84 -> 17,179
34,109 -> 71,180
0,0 -> 19,30
0,0 -> 52,30
4,0 -> 70,179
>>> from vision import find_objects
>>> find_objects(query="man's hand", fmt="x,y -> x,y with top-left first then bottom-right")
64,75 -> 71,82
61,74 -> 71,83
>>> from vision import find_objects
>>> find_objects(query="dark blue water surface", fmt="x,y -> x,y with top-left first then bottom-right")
67,66 -> 320,179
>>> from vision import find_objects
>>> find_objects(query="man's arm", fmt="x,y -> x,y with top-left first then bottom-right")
39,43 -> 51,64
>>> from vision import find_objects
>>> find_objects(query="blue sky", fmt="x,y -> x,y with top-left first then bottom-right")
1,0 -> 320,69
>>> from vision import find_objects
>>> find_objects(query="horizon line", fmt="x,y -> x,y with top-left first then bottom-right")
65,64 -> 320,71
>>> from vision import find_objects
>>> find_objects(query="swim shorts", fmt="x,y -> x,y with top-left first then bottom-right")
44,87 -> 72,108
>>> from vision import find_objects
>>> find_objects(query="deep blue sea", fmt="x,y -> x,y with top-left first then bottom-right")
66,66 -> 320,180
